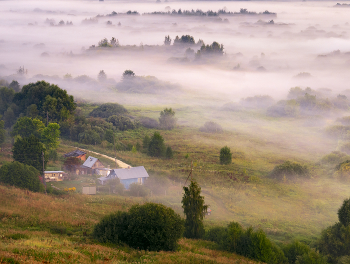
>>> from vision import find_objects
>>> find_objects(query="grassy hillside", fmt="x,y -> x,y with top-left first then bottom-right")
0,185 -> 258,264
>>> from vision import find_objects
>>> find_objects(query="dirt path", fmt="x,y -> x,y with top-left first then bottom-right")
65,146 -> 131,168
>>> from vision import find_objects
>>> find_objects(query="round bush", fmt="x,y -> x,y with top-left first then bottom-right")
338,198 -> 350,227
199,121 -> 223,133
0,161 -> 43,192
93,203 -> 184,251
269,161 -> 309,180
89,103 -> 127,118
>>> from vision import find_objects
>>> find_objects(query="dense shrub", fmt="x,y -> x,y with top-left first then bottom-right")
199,121 -> 223,133
165,146 -> 173,159
206,222 -> 287,264
269,161 -> 309,180
159,108 -> 177,130
325,125 -> 350,139
89,103 -> 127,118
148,132 -> 166,157
320,151 -> 349,165
295,250 -> 328,264
220,146 -> 232,165
318,222 -> 350,263
240,95 -> 274,109
283,240 -> 311,264
107,115 -> 135,131
338,198 -> 350,227
93,203 -> 184,251
334,160 -> 350,180
0,161 -> 43,192
128,183 -> 148,197
138,116 -> 159,128
267,100 -> 300,117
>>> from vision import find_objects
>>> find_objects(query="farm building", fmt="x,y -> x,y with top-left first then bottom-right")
98,166 -> 149,189
63,149 -> 86,161
44,171 -> 67,182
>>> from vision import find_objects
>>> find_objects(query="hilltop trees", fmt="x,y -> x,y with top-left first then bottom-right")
122,70 -> 135,79
12,117 -> 45,139
159,108 -> 177,130
182,180 -> 207,239
13,81 -> 76,122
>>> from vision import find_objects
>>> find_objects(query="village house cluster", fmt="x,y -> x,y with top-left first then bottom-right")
44,149 -> 149,191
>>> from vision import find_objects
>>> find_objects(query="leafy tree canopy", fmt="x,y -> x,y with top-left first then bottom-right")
12,135 -> 47,173
41,123 -> 60,150
13,81 -> 76,122
12,117 -> 45,139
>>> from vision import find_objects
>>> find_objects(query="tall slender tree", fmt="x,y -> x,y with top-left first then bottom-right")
182,180 -> 207,239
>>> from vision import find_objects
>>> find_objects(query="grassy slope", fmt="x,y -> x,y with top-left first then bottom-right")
0,185 -> 257,264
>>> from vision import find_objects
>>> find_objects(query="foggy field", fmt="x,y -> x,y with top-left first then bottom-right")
2,0 -> 350,263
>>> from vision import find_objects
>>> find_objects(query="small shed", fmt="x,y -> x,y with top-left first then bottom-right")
44,171 -> 67,182
82,186 -> 96,195
99,166 -> 149,189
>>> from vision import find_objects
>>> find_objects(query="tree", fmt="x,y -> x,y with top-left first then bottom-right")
0,120 -> 5,145
122,70 -> 135,80
148,132 -> 166,157
3,107 -> 15,128
12,135 -> 47,173
89,103 -> 127,118
166,146 -> 173,159
220,146 -> 232,165
107,115 -> 135,131
13,81 -> 76,122
159,108 -> 177,130
143,135 -> 150,151
12,117 -> 45,139
0,161 -> 43,192
338,198 -> 350,227
41,123 -> 60,150
182,180 -> 207,239
9,80 -> 20,92
98,70 -> 107,82
164,35 -> 172,45
93,203 -> 184,251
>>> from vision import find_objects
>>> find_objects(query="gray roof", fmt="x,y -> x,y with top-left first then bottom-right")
110,166 -> 149,180
63,149 -> 86,158
83,156 -> 99,168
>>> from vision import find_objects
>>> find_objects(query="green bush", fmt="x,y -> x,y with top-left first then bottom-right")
128,183 -> 148,197
0,161 -> 43,192
318,223 -> 350,263
220,146 -> 232,165
165,146 -> 173,159
320,151 -> 349,165
5,233 -> 29,240
206,222 -> 287,264
107,115 -> 135,131
283,240 -> 311,264
295,250 -> 328,264
89,103 -> 127,118
269,161 -> 309,180
338,198 -> 350,227
93,203 -> 184,251
148,132 -> 166,157
199,121 -> 223,133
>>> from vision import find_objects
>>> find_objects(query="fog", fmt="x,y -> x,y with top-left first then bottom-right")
1,0 -> 350,104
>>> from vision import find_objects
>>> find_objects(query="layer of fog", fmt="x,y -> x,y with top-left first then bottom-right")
1,1 -> 350,105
